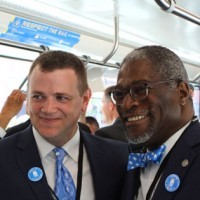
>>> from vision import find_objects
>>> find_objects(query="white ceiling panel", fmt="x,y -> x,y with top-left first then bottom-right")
0,0 -> 199,81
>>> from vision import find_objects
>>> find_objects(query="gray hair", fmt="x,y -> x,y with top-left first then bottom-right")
121,45 -> 189,83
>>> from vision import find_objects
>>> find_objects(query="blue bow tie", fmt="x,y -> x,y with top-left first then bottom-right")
127,144 -> 166,171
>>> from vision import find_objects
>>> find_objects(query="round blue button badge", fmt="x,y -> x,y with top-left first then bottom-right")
28,167 -> 43,182
165,174 -> 180,192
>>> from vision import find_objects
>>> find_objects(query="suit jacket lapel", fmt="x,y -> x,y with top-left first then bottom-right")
152,143 -> 196,200
120,168 -> 140,200
152,121 -> 200,200
81,131 -> 105,199
15,126 -> 52,200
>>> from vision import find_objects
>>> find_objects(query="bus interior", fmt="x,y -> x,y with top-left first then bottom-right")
0,0 -> 199,127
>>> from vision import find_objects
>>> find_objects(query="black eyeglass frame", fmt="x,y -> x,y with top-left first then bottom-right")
110,79 -> 181,105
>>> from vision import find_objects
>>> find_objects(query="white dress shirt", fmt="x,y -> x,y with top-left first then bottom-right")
137,121 -> 191,200
33,125 -> 95,200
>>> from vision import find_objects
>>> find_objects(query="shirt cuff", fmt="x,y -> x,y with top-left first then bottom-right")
0,127 -> 7,138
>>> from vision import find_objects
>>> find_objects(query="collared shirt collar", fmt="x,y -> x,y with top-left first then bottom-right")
162,120 -> 191,161
33,124 -> 80,163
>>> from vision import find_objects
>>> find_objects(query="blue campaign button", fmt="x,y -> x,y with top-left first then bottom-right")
28,167 -> 43,182
165,174 -> 180,192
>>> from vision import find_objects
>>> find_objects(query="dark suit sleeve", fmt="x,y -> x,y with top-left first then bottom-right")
5,119 -> 31,138
95,129 -> 108,138
78,122 -> 91,133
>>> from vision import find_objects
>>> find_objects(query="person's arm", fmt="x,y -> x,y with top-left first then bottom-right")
0,89 -> 26,129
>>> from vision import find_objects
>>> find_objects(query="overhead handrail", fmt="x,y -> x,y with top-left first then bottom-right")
40,45 -> 50,52
0,38 -> 118,68
18,77 -> 28,90
155,0 -> 200,25
82,55 -> 91,68
102,0 -> 119,64
0,38 -> 44,53
0,39 -> 43,90
102,15 -> 119,64
0,54 -> 33,62
18,45 -> 49,90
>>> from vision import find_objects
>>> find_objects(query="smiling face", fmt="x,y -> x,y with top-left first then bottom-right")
27,66 -> 90,147
116,59 -> 187,149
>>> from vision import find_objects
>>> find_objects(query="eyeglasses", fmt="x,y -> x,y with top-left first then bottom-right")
110,79 -> 180,105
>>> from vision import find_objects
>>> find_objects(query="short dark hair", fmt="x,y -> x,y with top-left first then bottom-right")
28,50 -> 89,95
86,116 -> 99,129
121,45 -> 189,83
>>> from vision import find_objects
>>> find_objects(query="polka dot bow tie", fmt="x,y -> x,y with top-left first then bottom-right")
127,144 -> 166,171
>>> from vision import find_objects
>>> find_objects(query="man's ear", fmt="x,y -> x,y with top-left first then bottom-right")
81,88 -> 92,113
179,82 -> 190,105
108,101 -> 115,111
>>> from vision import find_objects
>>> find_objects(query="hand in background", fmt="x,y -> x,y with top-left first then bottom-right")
0,90 -> 26,129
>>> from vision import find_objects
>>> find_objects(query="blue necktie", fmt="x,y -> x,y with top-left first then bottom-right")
54,148 -> 76,200
127,144 -> 166,171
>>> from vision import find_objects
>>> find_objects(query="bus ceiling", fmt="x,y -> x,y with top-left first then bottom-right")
0,0 -> 199,85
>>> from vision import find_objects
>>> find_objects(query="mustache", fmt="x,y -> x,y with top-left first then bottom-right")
123,114 -> 155,145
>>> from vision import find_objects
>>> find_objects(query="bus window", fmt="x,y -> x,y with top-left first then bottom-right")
0,45 -> 39,127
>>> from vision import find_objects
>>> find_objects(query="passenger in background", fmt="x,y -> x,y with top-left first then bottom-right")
0,89 -> 26,138
0,50 -> 129,200
95,85 -> 127,142
85,116 -> 99,134
101,86 -> 118,125
78,110 -> 92,133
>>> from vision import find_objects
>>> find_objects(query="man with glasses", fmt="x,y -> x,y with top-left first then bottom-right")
113,46 -> 200,200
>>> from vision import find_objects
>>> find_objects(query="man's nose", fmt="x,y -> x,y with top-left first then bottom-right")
41,98 -> 57,113
120,94 -> 140,109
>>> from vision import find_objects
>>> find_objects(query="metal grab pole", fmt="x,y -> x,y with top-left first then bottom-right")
102,0 -> 120,64
155,0 -> 200,25
102,15 -> 119,64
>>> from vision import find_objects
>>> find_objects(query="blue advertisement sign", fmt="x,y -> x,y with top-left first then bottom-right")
0,17 -> 80,49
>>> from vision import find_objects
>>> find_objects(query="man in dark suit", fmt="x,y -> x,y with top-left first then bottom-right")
0,50 -> 129,200
85,116 -> 99,134
95,85 -> 127,142
111,45 -> 200,199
